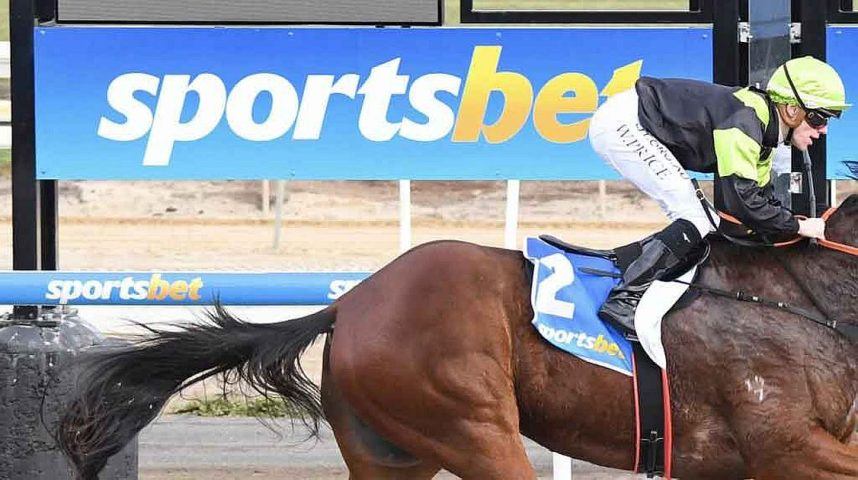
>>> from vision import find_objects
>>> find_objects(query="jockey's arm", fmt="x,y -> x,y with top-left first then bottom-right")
714,128 -> 800,237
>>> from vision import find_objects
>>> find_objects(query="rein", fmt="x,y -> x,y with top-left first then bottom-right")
686,180 -> 857,339
691,178 -> 858,258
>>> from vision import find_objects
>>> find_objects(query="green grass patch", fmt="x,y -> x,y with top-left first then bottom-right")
472,0 -> 688,11
0,149 -> 9,177
170,394 -> 305,418
0,0 -> 7,42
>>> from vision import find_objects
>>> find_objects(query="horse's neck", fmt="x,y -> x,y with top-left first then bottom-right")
702,240 -> 802,301
705,238 -> 857,335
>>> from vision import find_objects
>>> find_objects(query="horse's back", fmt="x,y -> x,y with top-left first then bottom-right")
330,240 -> 529,374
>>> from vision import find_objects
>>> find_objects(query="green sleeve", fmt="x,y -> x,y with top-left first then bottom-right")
714,127 -> 767,187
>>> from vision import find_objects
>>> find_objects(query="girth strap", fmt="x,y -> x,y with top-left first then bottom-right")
631,343 -> 673,478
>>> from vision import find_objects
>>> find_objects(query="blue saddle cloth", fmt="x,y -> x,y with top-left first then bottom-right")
524,236 -> 634,376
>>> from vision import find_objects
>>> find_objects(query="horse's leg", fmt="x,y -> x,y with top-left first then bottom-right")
321,337 -> 441,480
752,427 -> 858,480
323,334 -> 534,479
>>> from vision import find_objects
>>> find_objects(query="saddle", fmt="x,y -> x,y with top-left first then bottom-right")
526,235 -> 710,479
539,234 -> 708,313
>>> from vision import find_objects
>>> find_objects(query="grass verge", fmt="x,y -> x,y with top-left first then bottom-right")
0,149 -> 9,177
170,394 -> 305,418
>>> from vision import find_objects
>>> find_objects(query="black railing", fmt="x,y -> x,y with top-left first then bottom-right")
460,0 -> 714,24
828,0 -> 858,22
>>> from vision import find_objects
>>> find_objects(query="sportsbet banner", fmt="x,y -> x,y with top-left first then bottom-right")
828,26 -> 858,179
35,27 -> 712,180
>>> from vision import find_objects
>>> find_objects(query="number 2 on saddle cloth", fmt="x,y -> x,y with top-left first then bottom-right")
524,236 -> 633,376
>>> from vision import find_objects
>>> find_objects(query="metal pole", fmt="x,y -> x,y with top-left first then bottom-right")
791,0 -> 829,215
10,0 -> 40,319
504,180 -> 520,249
829,179 -> 837,206
713,0 -> 744,211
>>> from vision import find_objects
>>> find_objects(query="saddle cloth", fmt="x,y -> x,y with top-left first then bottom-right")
524,236 -> 696,374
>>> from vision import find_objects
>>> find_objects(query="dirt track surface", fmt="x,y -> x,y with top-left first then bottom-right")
139,416 -> 640,480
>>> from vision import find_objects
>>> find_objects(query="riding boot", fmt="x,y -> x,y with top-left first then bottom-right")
599,219 -> 702,335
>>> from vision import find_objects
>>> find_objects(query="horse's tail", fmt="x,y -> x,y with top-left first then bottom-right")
58,304 -> 335,480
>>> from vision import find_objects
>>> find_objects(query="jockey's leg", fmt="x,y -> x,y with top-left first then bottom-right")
598,218 -> 702,332
589,87 -> 715,333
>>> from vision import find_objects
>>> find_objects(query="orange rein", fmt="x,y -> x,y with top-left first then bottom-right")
716,211 -> 804,247
716,208 -> 858,256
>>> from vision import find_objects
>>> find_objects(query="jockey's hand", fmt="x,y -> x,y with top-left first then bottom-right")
797,217 -> 827,240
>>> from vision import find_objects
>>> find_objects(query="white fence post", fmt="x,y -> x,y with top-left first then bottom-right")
262,180 -> 270,216
399,179 -> 412,253
273,180 -> 286,249
553,453 -> 573,480
505,180 -> 520,249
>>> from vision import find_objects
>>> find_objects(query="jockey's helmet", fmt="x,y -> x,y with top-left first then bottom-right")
766,56 -> 850,120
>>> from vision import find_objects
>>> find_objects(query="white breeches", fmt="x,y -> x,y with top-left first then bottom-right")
588,88 -> 717,237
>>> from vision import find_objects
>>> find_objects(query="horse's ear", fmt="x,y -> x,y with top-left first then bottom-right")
836,194 -> 858,215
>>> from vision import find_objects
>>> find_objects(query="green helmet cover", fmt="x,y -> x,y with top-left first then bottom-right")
766,56 -> 851,111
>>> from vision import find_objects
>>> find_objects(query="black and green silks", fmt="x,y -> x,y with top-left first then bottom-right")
635,76 -> 799,236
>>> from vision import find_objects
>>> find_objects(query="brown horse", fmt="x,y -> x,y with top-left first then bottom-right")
59,195 -> 858,480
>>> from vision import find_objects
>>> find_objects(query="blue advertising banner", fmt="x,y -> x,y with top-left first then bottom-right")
35,27 -> 712,180
0,271 -> 370,306
828,26 -> 858,179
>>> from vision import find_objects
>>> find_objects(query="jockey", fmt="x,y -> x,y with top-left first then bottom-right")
588,56 -> 850,334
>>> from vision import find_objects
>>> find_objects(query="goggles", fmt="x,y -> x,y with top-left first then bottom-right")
783,63 -> 841,128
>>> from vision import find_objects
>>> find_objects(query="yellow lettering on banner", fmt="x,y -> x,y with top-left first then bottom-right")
188,278 -> 204,301
452,46 -> 534,144
533,73 -> 598,143
147,274 -> 170,300
599,60 -> 643,98
169,280 -> 189,301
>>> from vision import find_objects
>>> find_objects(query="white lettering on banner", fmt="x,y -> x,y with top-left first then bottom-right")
96,47 -> 643,166
328,279 -> 362,300
534,253 -> 576,319
46,277 -> 149,304
44,275 -> 204,304
357,58 -> 411,142
97,73 -> 160,141
226,73 -> 300,141
145,74 -> 227,166
400,73 -> 462,142
293,74 -> 360,140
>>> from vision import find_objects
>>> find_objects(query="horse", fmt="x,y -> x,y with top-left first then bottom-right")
59,194 -> 858,480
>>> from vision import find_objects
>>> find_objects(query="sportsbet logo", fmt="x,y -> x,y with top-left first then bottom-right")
537,324 -> 626,360
98,46 -> 643,166
45,274 -> 204,304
